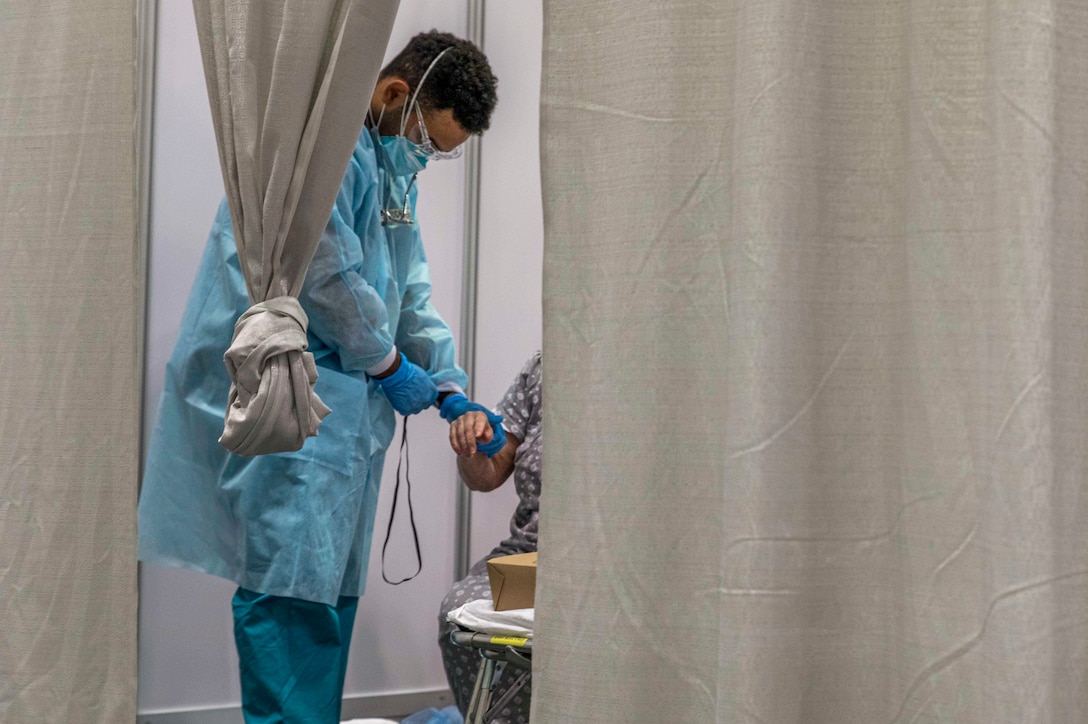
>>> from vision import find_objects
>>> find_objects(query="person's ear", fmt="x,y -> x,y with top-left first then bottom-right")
379,77 -> 411,108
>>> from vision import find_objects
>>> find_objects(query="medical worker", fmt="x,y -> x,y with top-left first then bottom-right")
138,31 -> 500,723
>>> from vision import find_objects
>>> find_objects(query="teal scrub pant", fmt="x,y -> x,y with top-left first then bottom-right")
232,587 -> 359,724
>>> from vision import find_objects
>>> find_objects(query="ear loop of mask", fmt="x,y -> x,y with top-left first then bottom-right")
369,102 -> 385,131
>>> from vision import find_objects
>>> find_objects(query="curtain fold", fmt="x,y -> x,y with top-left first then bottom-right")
536,1 -> 1088,722
0,2 -> 139,721
191,0 -> 400,455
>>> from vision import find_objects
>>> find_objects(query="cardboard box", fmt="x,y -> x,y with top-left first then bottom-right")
486,552 -> 537,611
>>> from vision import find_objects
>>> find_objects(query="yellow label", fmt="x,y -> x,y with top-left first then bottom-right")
490,636 -> 529,647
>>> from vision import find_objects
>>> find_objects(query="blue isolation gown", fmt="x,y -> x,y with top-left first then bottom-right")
137,128 -> 467,605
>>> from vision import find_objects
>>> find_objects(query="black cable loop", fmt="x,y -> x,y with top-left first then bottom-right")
381,415 -> 423,585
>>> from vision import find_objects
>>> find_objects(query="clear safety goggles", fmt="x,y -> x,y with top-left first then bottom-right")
402,101 -> 463,161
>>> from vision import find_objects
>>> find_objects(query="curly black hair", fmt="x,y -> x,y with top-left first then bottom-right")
380,30 -> 498,135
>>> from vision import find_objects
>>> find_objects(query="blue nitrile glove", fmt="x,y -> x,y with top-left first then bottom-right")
475,424 -> 507,457
440,393 -> 507,458
374,353 -> 439,416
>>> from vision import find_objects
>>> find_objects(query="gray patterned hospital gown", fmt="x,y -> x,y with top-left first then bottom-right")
438,352 -> 541,723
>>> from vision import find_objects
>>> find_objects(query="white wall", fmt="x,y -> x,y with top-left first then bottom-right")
138,0 -> 543,718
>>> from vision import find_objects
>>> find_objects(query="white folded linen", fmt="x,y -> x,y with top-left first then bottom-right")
447,598 -> 534,639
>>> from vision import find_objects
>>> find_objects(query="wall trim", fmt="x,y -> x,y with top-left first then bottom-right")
137,688 -> 454,724
455,0 -> 487,582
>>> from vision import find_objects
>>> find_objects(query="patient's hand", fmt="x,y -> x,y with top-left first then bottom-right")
449,410 -> 494,458
451,413 -> 521,492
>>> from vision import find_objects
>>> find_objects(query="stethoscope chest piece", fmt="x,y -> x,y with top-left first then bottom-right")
381,173 -> 418,227
381,208 -> 414,226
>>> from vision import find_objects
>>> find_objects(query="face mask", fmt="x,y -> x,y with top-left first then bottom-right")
373,127 -> 429,177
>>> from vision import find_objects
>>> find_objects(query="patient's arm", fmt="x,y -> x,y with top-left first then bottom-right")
450,411 -> 521,492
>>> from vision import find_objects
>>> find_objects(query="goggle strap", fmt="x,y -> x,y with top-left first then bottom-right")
400,46 -> 454,136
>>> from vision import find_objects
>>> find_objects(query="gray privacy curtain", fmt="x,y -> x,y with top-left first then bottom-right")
192,0 -> 399,455
0,1 -> 139,721
537,2 -> 1088,722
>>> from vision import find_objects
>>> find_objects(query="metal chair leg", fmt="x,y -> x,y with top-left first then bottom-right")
465,657 -> 487,723
485,669 -> 531,721
466,656 -> 495,724
476,659 -> 500,722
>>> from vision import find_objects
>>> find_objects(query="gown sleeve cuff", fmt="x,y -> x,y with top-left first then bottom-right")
366,346 -> 399,377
